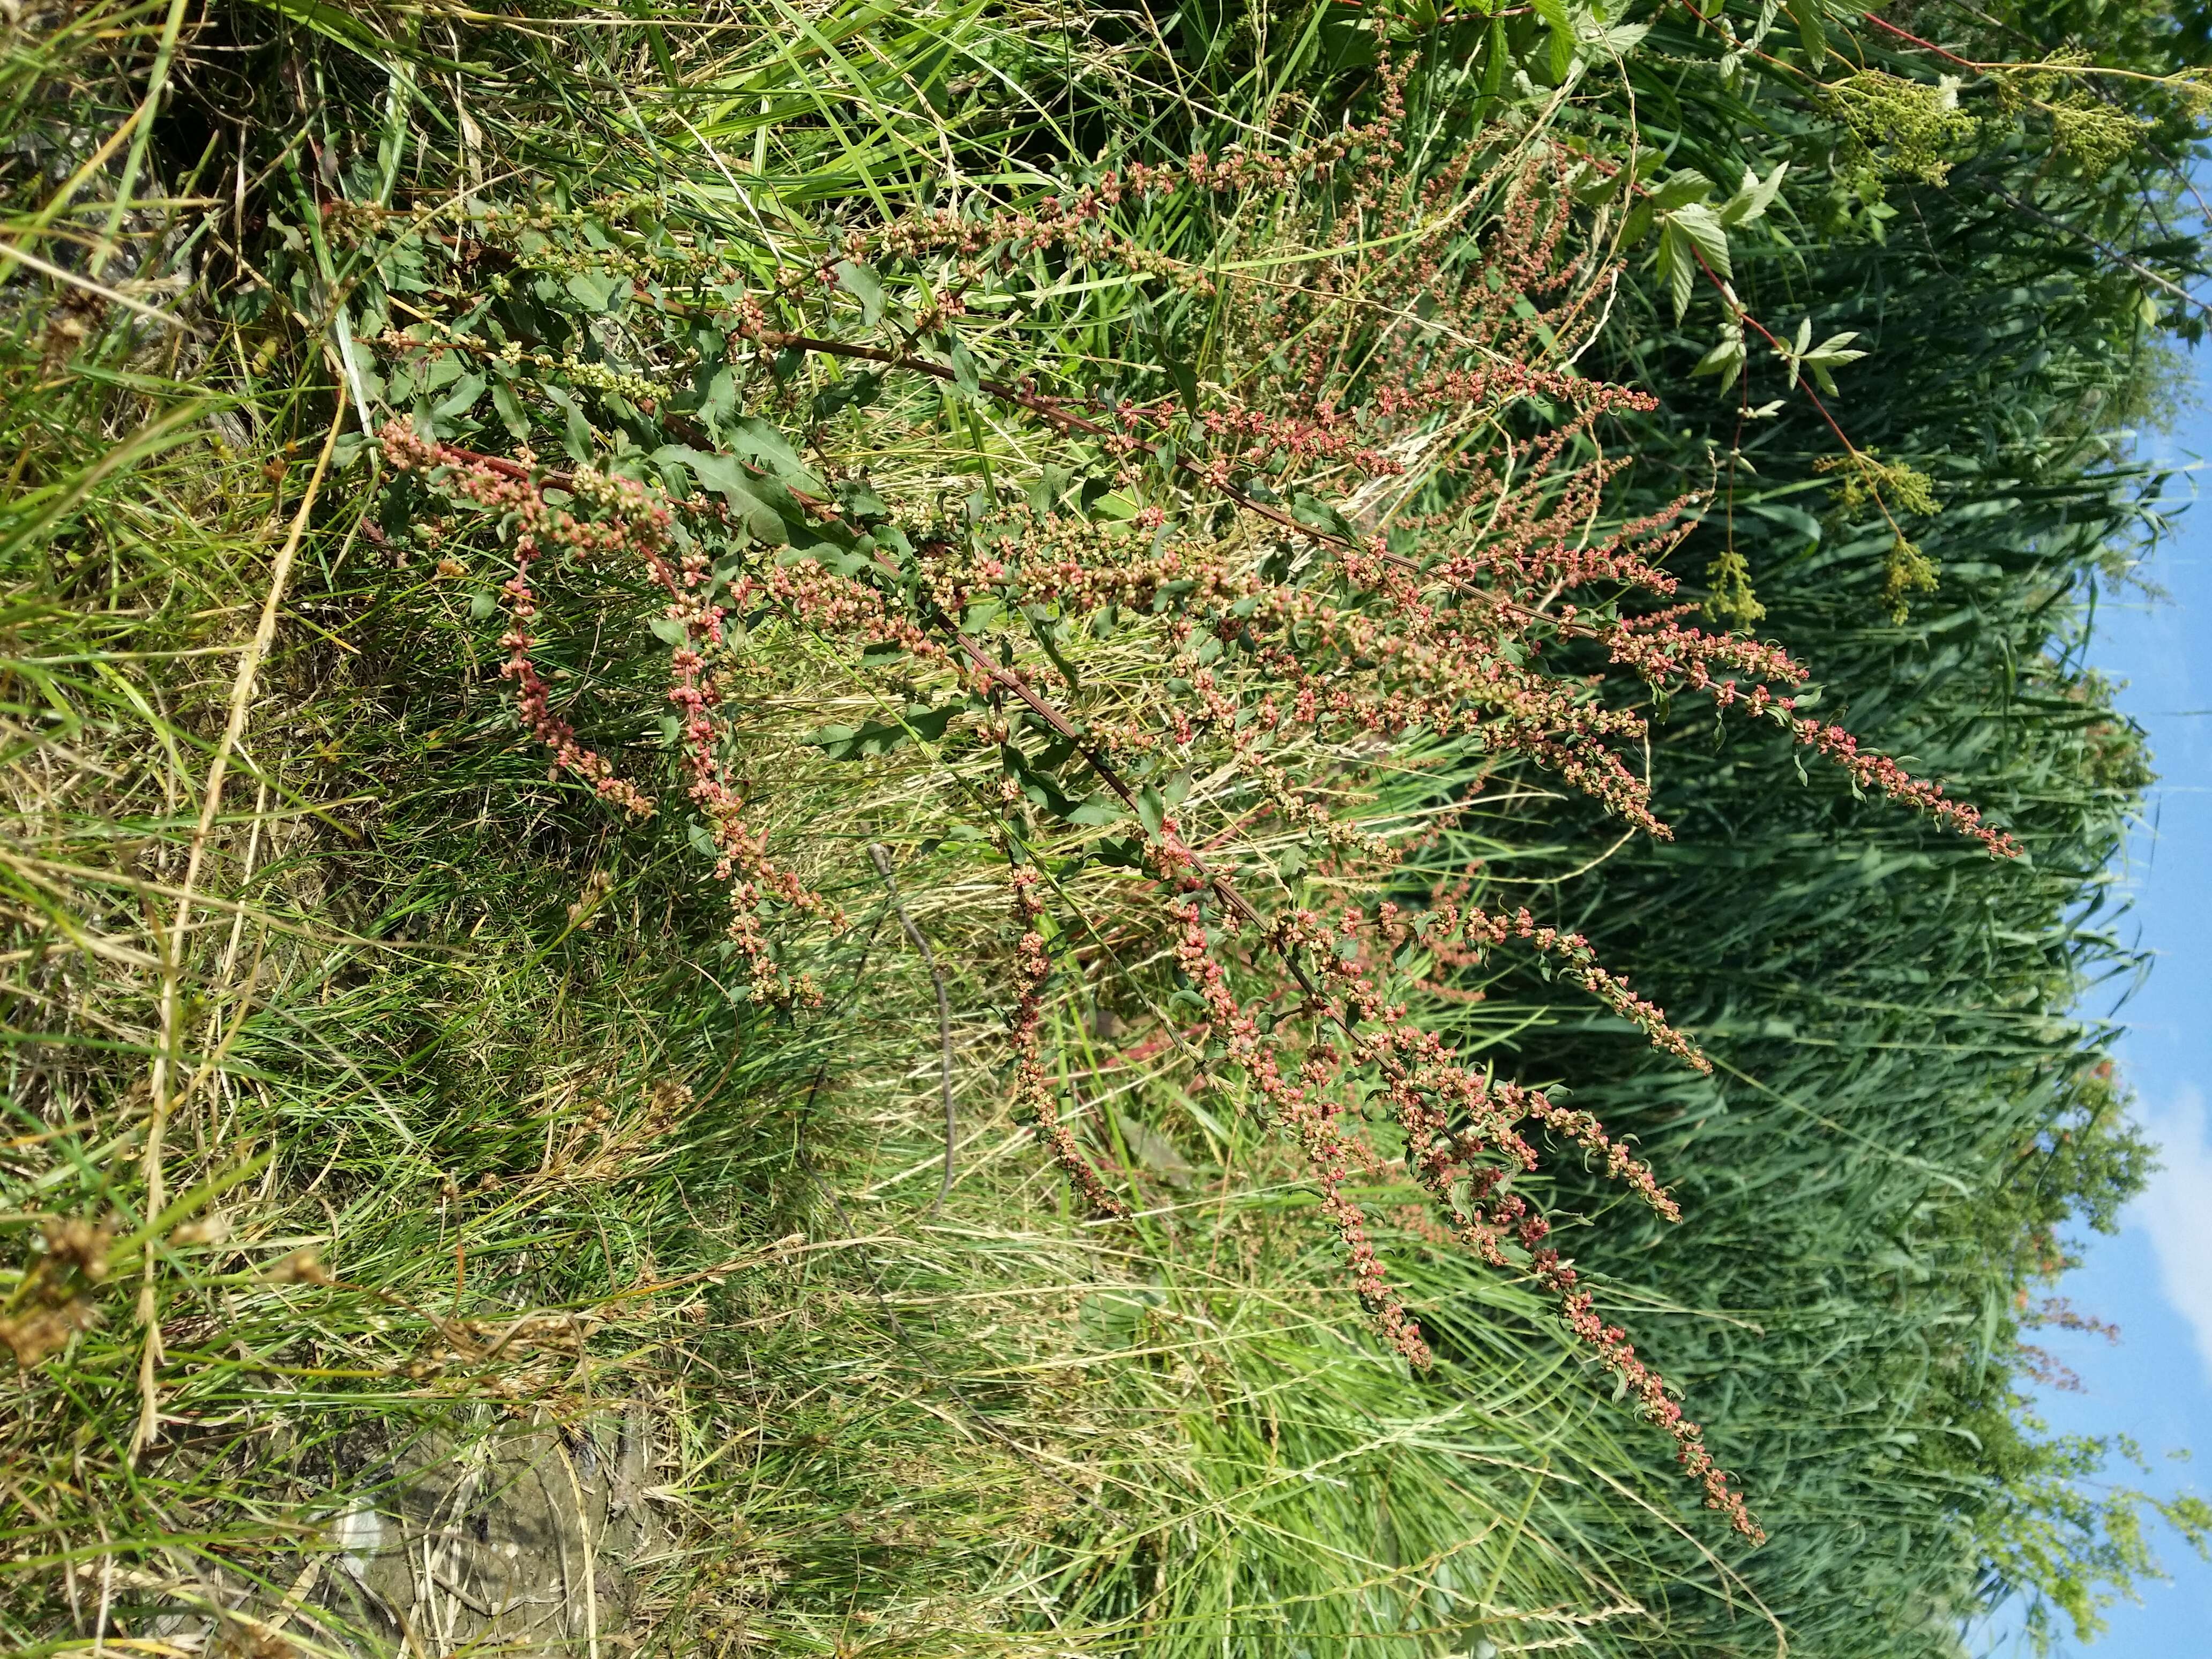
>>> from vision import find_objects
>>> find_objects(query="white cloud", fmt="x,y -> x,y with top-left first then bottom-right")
2135,1084 -> 2212,1385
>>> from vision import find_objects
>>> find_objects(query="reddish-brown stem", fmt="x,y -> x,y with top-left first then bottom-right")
1858,10 -> 1981,68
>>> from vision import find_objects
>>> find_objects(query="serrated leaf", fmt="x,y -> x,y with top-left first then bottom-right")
1479,17 -> 1507,100
1660,203 -> 1732,321
1719,162 -> 1789,228
1784,0 -> 1826,64
1690,330 -> 1747,394
1670,203 -> 1733,278
1658,221 -> 1694,322
1576,17 -> 1650,58
1651,170 -> 1716,212
1548,19 -> 1576,83
1540,0 -> 1575,80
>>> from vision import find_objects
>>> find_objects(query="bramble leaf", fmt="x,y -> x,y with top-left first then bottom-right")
1720,163 -> 1789,228
1691,323 -> 1748,394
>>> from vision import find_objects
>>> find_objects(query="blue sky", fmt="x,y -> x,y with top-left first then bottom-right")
1986,347 -> 2212,1654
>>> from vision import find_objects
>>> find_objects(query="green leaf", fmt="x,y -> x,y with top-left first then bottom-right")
1657,222 -> 1693,323
834,260 -> 885,326
1690,325 -> 1747,394
1067,792 -> 1128,827
806,722 -> 858,758
431,371 -> 486,422
648,616 -> 689,646
1479,17 -> 1508,101
813,370 -> 883,421
1784,0 -> 1827,65
492,373 -> 530,442
1135,785 -> 1166,836
544,385 -> 595,465
697,363 -> 739,431
564,270 -> 627,312
424,349 -> 464,393
1650,170 -> 1716,212
948,338 -> 981,397
805,704 -> 955,761
1028,611 -> 1082,693
1719,163 -> 1789,228
1575,16 -> 1650,58
1291,492 -> 1351,538
1027,464 -> 1074,516
838,477 -> 890,520
1162,349 -> 1199,416
1530,0 -> 1574,81
1548,19 -> 1575,84
1659,203 -> 1732,321
728,416 -> 814,484
653,445 -> 788,545
1003,742 -> 1079,818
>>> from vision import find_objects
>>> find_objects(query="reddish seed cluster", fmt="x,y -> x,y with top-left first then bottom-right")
379,422 -> 834,1002
859,53 -> 1414,292
382,424 -> 658,821
1170,898 -> 1434,1365
1259,907 -> 1759,1538
1392,896 -> 1709,1073
658,552 -> 841,1003
1791,717 -> 2023,857
366,83 -> 2028,1548
1007,866 -> 1128,1217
